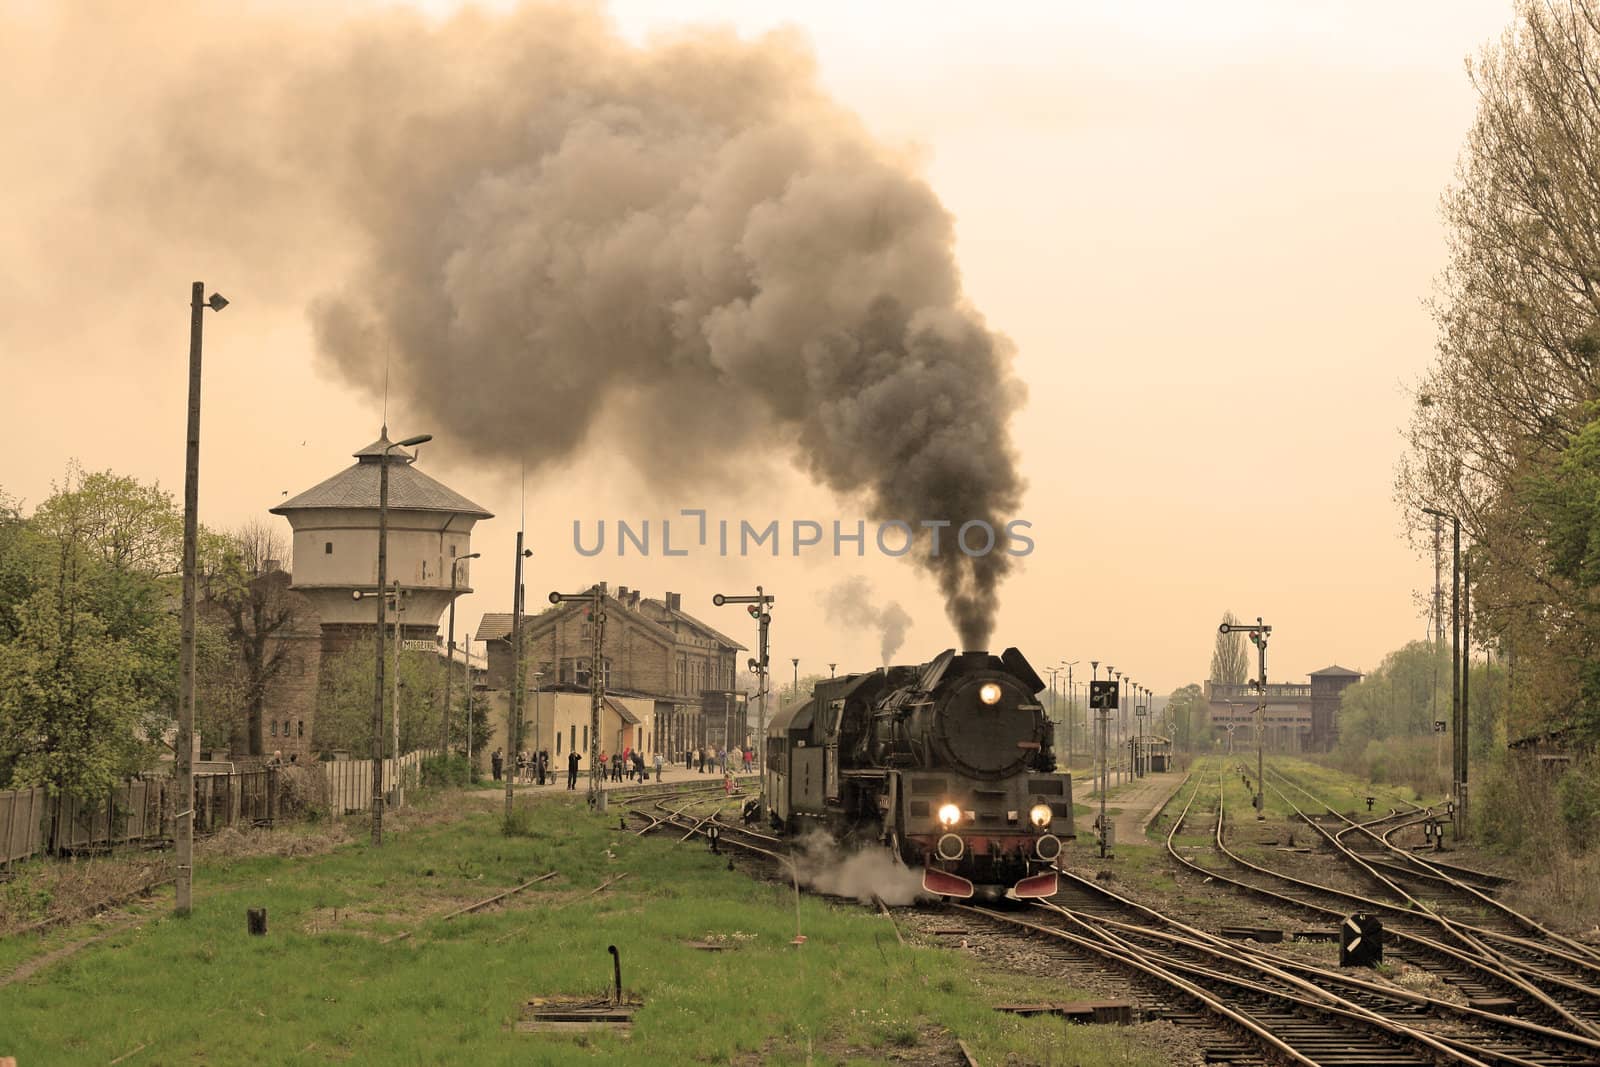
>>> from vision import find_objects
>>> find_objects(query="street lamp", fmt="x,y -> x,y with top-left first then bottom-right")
829,663 -> 837,678
1422,506 -> 1468,837
792,658 -> 800,703
1060,661 -> 1079,766
368,430 -> 431,847
175,282 -> 227,915
443,552 -> 481,754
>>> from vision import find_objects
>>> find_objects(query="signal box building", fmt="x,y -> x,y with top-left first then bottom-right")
1205,665 -> 1362,753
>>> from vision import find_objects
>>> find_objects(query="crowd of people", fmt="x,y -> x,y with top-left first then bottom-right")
486,743 -> 758,785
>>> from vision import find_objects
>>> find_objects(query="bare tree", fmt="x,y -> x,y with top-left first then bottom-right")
199,522 -> 301,756
1210,611 -> 1248,686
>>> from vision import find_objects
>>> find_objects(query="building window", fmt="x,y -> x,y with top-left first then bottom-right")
448,544 -> 456,557
556,733 -> 562,755
324,541 -> 333,554
571,724 -> 576,752
297,720 -> 304,737
583,725 -> 589,751
270,721 -> 278,737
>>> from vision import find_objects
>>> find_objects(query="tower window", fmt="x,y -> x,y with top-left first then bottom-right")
449,544 -> 456,557
324,541 -> 333,554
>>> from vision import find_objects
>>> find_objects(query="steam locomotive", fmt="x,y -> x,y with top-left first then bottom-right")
765,647 -> 1073,901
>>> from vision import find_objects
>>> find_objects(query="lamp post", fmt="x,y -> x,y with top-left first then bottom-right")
1061,661 -> 1078,766
444,552 -> 481,754
367,431 -> 431,847
1111,670 -> 1122,786
829,663 -> 837,678
1092,660 -> 1107,857
792,658 -> 799,703
713,589 -> 774,771
550,584 -> 607,810
175,281 -> 227,915
1422,506 -> 1467,837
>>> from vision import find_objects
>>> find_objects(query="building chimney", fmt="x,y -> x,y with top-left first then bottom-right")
666,591 -> 681,612
262,558 -> 281,574
619,585 -> 629,601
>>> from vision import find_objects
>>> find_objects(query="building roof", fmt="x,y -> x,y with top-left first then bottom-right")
640,598 -> 747,651
604,696 -> 641,726
476,591 -> 746,651
1309,665 -> 1362,677
271,430 -> 491,518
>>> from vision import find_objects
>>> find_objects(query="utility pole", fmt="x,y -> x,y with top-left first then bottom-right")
463,632 -> 475,774
176,281 -> 227,914
1090,660 -> 1109,858
366,430 -> 430,848
444,553 -> 480,754
392,581 -> 402,806
1461,551 -> 1470,837
546,584 -> 607,811
1424,507 -> 1464,838
506,534 -> 529,819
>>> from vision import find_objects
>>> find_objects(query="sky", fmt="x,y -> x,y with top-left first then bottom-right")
0,0 -> 1516,694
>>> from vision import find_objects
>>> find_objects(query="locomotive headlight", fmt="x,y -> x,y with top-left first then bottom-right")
937,803 -> 962,828
978,682 -> 1002,705
1029,803 -> 1053,828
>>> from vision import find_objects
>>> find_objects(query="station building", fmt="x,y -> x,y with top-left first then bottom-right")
476,586 -> 748,763
1205,665 -> 1362,753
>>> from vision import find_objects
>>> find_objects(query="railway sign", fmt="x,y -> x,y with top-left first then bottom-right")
1433,720 -> 1447,733
1135,705 -> 1147,717
1089,680 -> 1118,710
401,639 -> 435,652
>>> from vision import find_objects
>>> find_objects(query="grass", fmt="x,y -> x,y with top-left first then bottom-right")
3,791 -> 1172,1066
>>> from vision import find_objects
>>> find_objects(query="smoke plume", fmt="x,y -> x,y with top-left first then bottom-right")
790,831 -> 929,907
52,3 -> 1027,645
820,576 -> 914,663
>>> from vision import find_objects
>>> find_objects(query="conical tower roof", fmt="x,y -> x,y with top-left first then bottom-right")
271,431 -> 492,518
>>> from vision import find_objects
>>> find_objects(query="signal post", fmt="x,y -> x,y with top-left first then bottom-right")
1219,617 -> 1271,819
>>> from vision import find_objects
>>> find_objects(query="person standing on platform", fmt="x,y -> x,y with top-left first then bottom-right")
653,750 -> 664,782
491,749 -> 503,782
567,750 -> 581,790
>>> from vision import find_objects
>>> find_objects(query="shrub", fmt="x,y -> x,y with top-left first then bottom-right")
422,754 -> 470,788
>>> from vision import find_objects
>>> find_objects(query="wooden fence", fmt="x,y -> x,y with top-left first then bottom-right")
0,751 -> 439,870
321,751 -> 434,815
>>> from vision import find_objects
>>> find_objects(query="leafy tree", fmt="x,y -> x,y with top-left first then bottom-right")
0,467 -> 185,792
1165,683 -> 1208,751
1210,611 -> 1248,685
316,644 -> 446,755
1399,2 -> 1600,743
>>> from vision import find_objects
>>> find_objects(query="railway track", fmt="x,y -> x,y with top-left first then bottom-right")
628,780 -> 1600,1065
1168,769 -> 1600,1043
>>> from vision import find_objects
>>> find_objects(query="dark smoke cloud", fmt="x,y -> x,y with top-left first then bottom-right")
820,576 -> 914,663
78,2 -> 1026,646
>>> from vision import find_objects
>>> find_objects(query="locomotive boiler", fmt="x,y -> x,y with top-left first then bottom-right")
765,647 -> 1073,900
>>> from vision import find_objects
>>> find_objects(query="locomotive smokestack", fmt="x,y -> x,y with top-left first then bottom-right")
80,4 -> 1024,648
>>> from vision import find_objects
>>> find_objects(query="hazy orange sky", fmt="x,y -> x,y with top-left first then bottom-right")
0,0 -> 1515,694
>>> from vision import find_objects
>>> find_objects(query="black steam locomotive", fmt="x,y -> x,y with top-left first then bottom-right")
765,647 -> 1073,901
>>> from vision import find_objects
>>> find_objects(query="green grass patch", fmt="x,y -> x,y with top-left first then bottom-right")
2,793 -> 1171,1066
